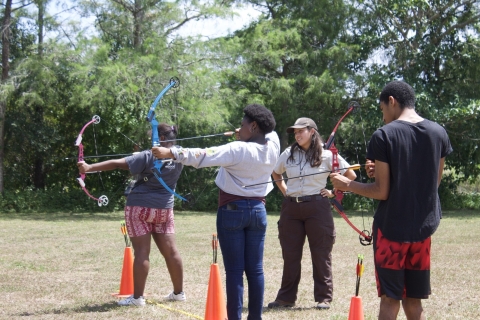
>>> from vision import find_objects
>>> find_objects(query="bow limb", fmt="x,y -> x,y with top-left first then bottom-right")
75,115 -> 100,147
153,162 -> 187,201
75,115 -> 109,207
324,101 -> 359,151
330,198 -> 372,246
146,77 -> 179,124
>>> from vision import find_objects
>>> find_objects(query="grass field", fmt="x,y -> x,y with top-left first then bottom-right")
1,209 -> 479,319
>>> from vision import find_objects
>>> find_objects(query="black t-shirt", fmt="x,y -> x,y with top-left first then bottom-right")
367,119 -> 453,242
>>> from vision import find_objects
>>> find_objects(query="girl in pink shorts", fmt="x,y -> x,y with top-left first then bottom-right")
78,123 -> 185,306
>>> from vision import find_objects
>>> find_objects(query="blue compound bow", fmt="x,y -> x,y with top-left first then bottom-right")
146,77 -> 187,202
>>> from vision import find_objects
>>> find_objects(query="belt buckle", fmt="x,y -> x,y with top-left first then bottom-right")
295,197 -> 303,203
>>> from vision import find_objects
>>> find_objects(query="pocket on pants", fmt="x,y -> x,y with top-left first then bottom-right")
320,225 -> 336,248
220,207 -> 243,230
255,209 -> 267,230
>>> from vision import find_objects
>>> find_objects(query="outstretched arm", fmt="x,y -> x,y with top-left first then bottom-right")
77,158 -> 129,174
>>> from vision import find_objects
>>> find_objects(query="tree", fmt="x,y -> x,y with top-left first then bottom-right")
220,0 -> 365,153
1,0 -> 36,193
352,0 -> 480,181
79,0 -> 235,52
0,0 -> 13,193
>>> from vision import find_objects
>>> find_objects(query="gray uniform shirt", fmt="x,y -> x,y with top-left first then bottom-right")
274,146 -> 350,197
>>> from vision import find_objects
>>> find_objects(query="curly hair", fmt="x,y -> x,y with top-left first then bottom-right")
287,129 -> 323,167
379,80 -> 416,109
243,104 -> 276,134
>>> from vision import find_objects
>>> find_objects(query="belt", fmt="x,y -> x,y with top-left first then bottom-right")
287,195 -> 324,203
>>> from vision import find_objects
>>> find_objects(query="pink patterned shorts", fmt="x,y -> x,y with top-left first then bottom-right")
124,206 -> 175,237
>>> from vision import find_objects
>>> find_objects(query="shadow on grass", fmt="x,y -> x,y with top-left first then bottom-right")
0,210 -> 219,222
16,301 -> 120,317
1,209 -> 478,222
262,305 -> 326,313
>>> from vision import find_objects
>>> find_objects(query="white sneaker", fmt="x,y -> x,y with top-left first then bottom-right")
117,295 -> 146,306
164,291 -> 186,301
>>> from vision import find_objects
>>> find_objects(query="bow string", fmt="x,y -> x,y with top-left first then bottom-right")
147,77 -> 187,202
75,115 -> 109,206
324,101 -> 372,246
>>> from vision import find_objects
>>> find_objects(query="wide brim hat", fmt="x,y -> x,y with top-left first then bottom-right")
286,117 -> 318,133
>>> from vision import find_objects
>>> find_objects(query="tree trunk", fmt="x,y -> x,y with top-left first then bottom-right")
33,0 -> 46,189
280,102 -> 289,151
0,0 -> 13,193
38,0 -> 44,57
133,0 -> 144,49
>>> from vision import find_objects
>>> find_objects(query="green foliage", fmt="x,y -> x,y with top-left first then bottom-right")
2,180 -> 478,213
220,12 -> 363,151
347,0 -> 480,186
1,0 -> 480,213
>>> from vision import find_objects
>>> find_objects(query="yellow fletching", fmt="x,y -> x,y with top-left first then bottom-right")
360,264 -> 365,277
349,164 -> 361,171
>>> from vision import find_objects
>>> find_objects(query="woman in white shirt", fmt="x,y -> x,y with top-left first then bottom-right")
152,104 -> 279,320
268,117 -> 356,310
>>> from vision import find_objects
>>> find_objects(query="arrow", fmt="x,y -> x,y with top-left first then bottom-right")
161,131 -> 235,143
242,164 -> 363,188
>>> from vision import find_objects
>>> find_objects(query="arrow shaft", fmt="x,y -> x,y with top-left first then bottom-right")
242,164 -> 363,188
160,131 -> 234,143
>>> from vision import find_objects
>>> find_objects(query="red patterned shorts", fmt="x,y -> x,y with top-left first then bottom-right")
124,206 -> 175,237
373,224 -> 431,300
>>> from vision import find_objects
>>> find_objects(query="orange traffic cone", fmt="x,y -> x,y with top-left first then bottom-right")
111,246 -> 134,297
349,254 -> 365,320
348,296 -> 364,320
204,263 -> 227,320
204,234 -> 227,320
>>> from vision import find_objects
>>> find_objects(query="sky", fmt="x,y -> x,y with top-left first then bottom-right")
176,4 -> 262,38
49,2 -> 262,40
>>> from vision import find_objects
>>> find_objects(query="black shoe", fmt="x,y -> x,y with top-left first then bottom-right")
267,300 -> 295,308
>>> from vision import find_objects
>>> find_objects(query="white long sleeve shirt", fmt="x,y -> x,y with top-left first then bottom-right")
170,132 -> 280,197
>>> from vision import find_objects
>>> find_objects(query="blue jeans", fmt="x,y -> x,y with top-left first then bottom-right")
217,200 -> 267,320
